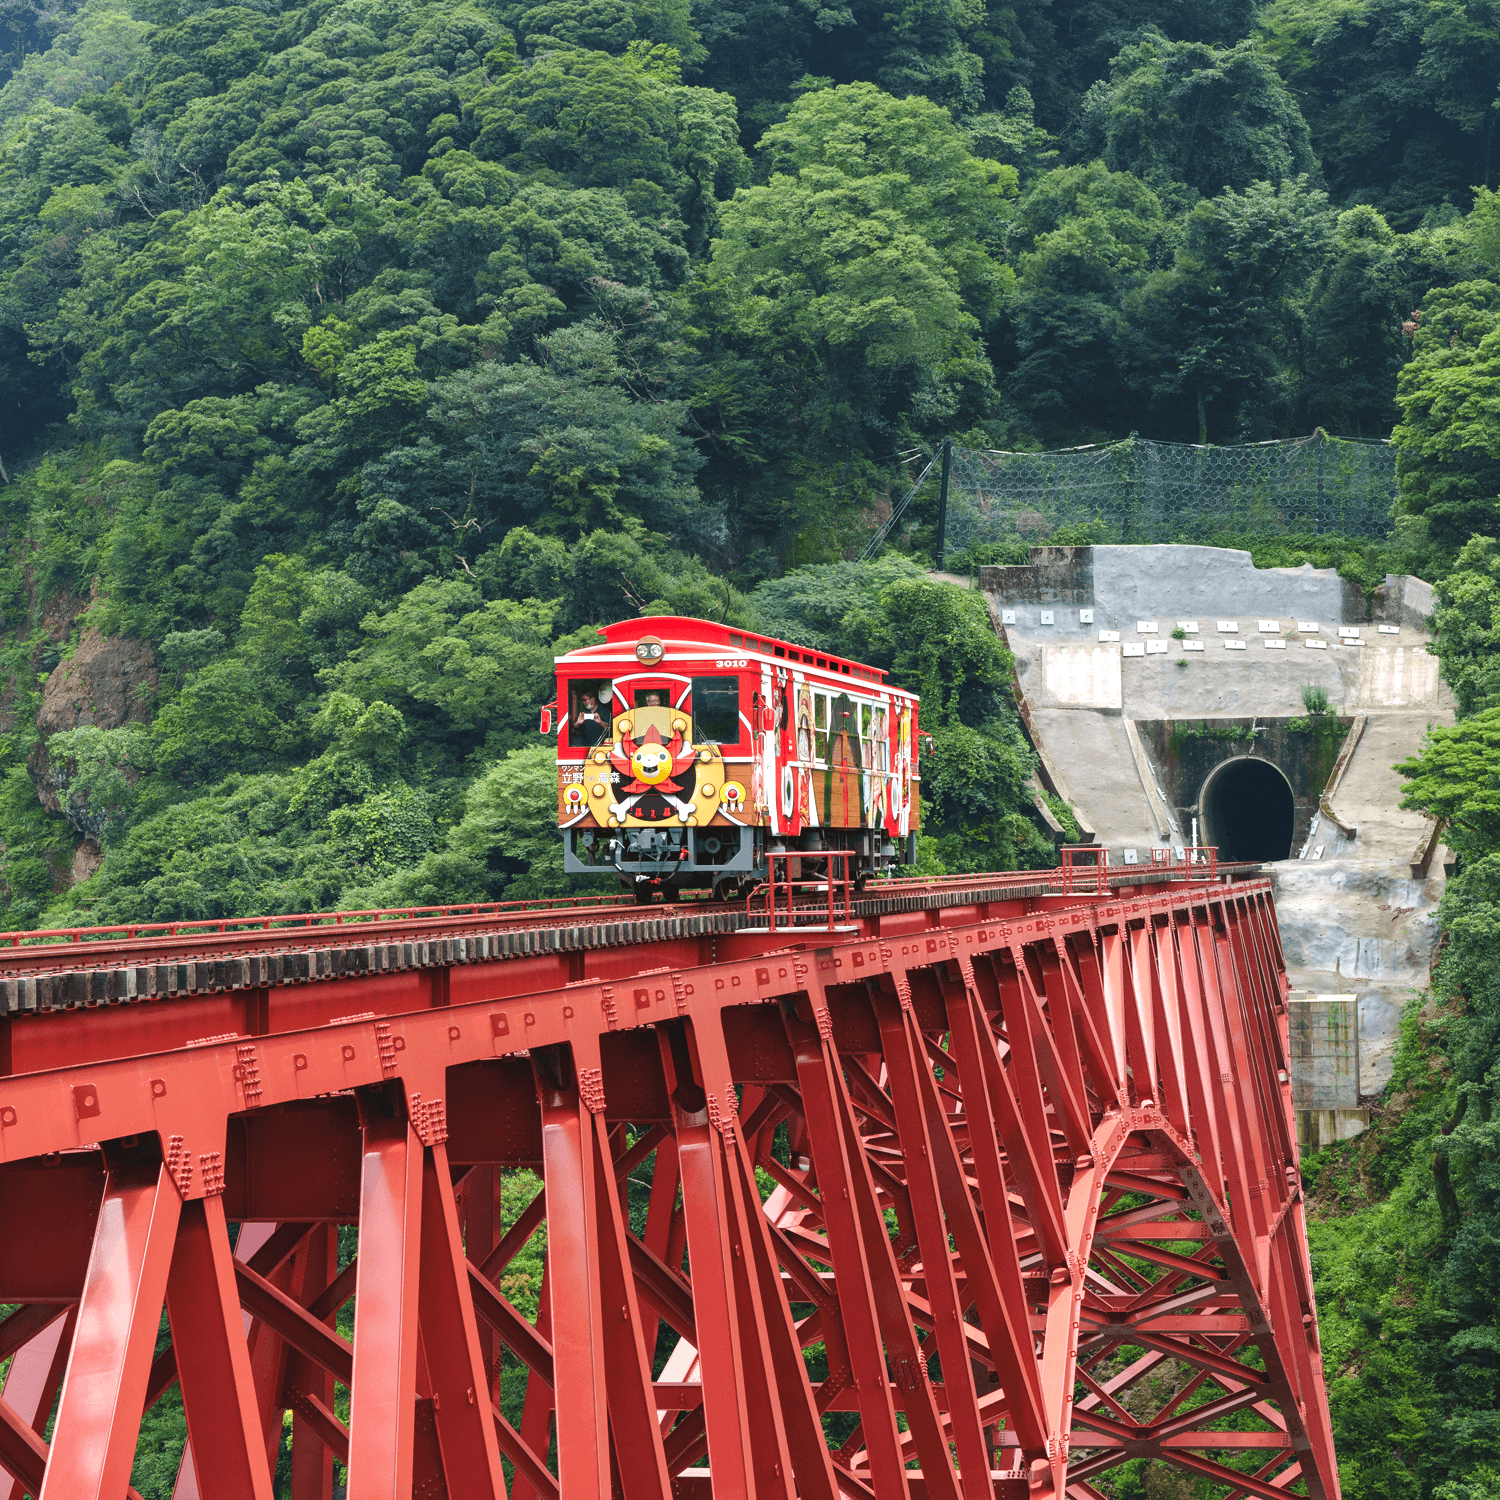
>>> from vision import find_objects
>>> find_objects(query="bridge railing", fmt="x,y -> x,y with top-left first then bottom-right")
0,893 -> 638,949
1148,845 -> 1219,875
1058,844 -> 1109,894
747,850 -> 853,931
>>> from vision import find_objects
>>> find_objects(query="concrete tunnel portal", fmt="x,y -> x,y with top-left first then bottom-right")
1200,756 -> 1295,863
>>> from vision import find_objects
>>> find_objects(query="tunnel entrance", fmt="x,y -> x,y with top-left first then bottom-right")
1200,757 -> 1295,863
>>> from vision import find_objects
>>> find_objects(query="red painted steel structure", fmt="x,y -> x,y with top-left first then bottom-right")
0,868 -> 1338,1500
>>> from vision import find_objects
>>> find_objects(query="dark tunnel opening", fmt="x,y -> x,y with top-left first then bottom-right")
1200,757 -> 1295,863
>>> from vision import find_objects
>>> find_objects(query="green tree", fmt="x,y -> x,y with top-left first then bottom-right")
1429,535 -> 1500,716
1002,162 -> 1167,441
1259,0 -> 1500,228
702,84 -> 1014,553
328,579 -> 557,756
1298,204 -> 1417,436
1076,31 -> 1318,200
1398,708 -> 1500,857
463,45 -> 747,251
1121,176 -> 1335,440
1392,281 -> 1500,555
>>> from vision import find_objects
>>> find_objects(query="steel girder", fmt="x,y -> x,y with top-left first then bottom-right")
0,877 -> 1338,1499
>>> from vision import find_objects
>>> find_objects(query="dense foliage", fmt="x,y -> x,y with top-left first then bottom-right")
4,0 -> 1500,1495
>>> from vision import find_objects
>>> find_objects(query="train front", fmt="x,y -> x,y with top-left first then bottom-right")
548,621 -> 762,898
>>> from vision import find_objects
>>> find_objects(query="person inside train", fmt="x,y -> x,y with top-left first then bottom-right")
571,684 -> 608,746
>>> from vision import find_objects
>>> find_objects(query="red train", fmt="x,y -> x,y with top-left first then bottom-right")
545,617 -> 922,898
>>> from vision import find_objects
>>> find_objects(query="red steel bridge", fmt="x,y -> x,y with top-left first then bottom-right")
0,861 -> 1339,1500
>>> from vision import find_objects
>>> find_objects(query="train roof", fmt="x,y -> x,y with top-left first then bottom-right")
556,616 -> 903,691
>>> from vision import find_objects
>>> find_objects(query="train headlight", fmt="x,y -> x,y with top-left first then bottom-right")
564,785 -> 584,807
722,782 -> 745,805
635,637 -> 665,663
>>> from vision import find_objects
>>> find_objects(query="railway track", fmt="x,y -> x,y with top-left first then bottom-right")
0,861 -> 1261,1014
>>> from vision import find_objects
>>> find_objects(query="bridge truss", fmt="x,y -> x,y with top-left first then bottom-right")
0,869 -> 1339,1500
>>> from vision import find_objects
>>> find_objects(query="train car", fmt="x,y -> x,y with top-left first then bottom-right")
544,617 -> 922,898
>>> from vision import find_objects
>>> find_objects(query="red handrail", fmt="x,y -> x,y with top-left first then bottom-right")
747,851 -> 853,932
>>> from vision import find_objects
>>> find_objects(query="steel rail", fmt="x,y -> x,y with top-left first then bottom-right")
0,861 -> 1263,982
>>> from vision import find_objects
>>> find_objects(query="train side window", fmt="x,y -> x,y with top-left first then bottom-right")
813,692 -> 828,764
689,676 -> 740,745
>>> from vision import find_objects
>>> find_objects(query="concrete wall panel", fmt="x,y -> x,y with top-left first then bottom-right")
1041,644 -> 1122,709
1289,994 -> 1360,1109
1351,646 -> 1443,708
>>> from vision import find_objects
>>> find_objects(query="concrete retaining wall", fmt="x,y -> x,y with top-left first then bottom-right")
981,546 -> 1429,631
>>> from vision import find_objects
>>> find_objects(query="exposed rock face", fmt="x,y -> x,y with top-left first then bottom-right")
71,838 -> 103,884
38,627 -> 158,734
26,629 -> 159,883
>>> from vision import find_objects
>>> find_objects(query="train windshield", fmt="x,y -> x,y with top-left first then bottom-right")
690,676 -> 740,746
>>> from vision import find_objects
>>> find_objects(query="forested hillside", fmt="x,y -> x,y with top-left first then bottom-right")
7,0 -> 1500,934
6,0 -> 1500,1494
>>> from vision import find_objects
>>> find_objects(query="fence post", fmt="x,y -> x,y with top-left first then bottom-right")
935,438 -> 952,570
1315,427 -> 1325,529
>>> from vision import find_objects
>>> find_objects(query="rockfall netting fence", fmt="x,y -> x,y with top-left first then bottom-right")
863,432 -> 1398,561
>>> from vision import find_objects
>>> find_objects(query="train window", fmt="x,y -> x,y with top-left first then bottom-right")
633,688 -> 668,708
690,677 -> 740,745
813,692 -> 828,764
566,680 -> 611,748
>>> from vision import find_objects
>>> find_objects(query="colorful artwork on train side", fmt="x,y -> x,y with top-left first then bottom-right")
824,691 -> 863,828
868,703 -> 888,827
898,703 -> 915,829
795,683 -> 814,828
